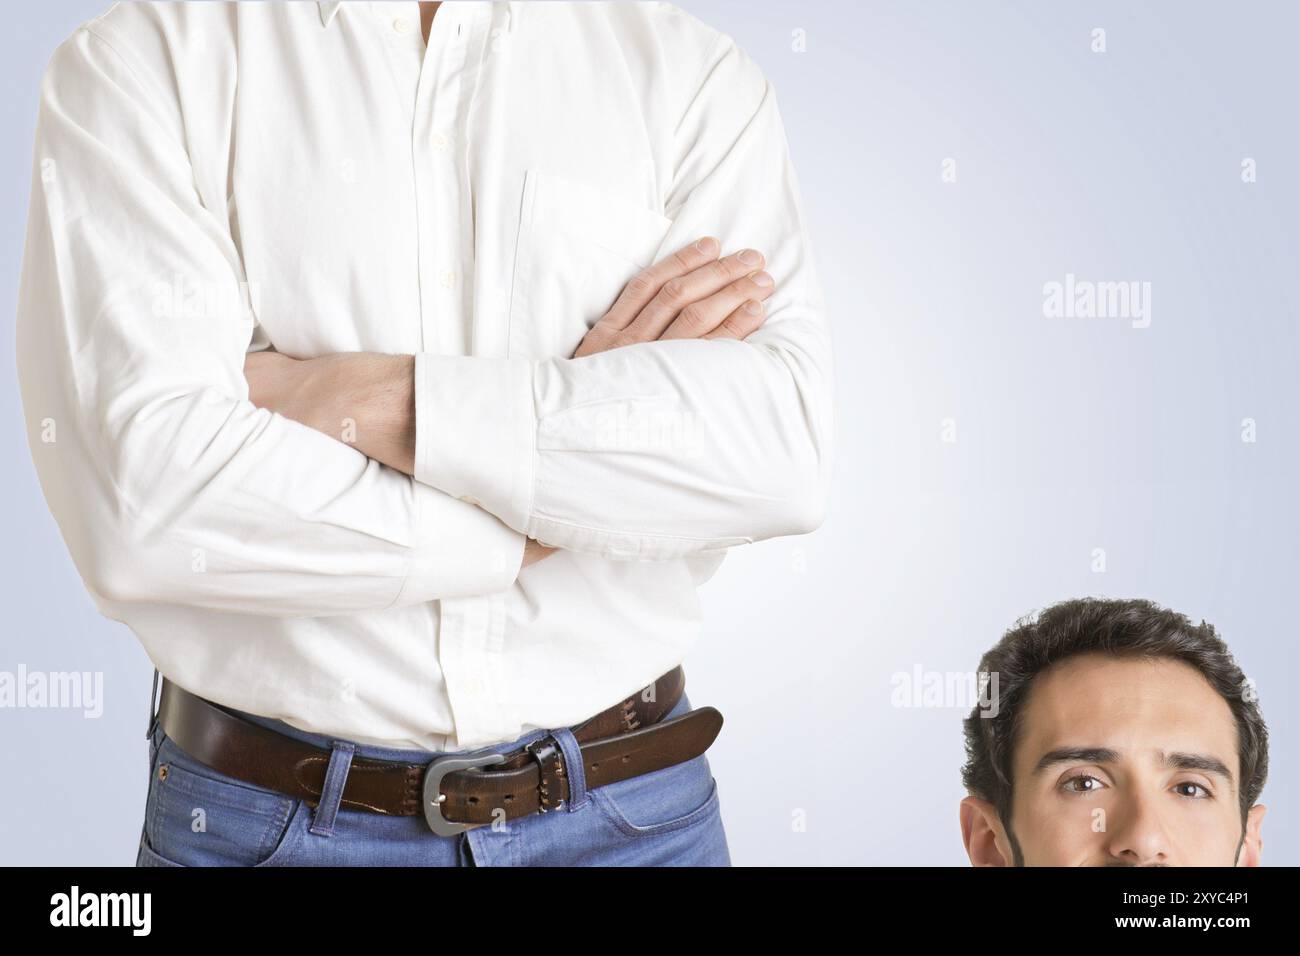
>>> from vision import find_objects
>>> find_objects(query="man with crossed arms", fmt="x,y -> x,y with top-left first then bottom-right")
17,1 -> 832,866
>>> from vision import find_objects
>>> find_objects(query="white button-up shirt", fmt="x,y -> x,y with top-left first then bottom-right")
17,1 -> 833,749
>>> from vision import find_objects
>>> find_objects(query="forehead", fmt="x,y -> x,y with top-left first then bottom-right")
1014,654 -> 1239,774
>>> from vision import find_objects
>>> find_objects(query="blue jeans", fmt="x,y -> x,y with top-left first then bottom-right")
135,690 -> 730,867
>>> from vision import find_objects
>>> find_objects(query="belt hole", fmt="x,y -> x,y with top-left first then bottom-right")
468,796 -> 478,805
504,794 -> 513,802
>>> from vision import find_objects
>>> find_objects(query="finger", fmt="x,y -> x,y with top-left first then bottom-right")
704,299 -> 767,340
659,270 -> 775,340
624,248 -> 766,342
598,236 -> 721,334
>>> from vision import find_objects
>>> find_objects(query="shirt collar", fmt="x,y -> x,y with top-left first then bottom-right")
318,2 -> 343,27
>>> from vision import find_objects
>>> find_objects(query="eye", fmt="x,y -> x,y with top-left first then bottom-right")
1171,781 -> 1212,799
1061,774 -> 1107,795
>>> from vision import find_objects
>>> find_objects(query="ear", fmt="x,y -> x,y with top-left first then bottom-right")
1236,804 -> 1266,867
960,796 -> 1014,867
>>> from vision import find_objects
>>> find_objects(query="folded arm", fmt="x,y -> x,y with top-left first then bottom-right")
249,34 -> 832,562
16,29 -> 525,617
413,34 -> 834,559
245,236 -> 779,563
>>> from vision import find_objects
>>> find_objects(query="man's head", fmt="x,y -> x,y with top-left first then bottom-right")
959,598 -> 1268,866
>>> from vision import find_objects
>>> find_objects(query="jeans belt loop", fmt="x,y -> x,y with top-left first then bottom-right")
309,740 -> 356,837
550,727 -> 588,811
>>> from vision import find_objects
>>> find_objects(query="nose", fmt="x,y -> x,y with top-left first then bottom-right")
1103,794 -> 1172,866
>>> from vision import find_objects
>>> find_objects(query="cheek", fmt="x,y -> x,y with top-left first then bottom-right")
1164,803 -> 1244,864
1013,792 -> 1111,865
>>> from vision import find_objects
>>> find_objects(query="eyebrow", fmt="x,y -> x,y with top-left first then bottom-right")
1031,747 -> 1235,783
1032,748 -> 1120,775
1160,751 -> 1233,781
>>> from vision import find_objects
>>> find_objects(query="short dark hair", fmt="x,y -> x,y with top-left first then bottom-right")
961,598 -> 1268,861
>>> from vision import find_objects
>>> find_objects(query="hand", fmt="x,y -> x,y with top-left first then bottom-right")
573,237 -> 774,358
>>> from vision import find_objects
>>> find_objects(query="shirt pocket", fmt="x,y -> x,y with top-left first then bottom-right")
507,168 -> 674,359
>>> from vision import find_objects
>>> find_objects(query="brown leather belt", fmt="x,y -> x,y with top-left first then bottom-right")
153,667 -> 722,836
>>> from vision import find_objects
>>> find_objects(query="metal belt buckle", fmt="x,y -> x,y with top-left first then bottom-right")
422,752 -> 506,837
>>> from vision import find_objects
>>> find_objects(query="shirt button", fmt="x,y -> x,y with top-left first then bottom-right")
392,17 -> 410,34
438,269 -> 457,289
431,132 -> 451,152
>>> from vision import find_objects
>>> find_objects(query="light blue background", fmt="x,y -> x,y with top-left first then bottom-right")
3,1 -> 1296,865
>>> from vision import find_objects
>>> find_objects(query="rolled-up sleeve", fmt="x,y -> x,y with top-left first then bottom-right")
16,29 -> 524,617
413,30 -> 834,560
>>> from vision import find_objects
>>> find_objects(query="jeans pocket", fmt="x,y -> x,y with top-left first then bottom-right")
589,750 -> 721,839
141,732 -> 306,867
